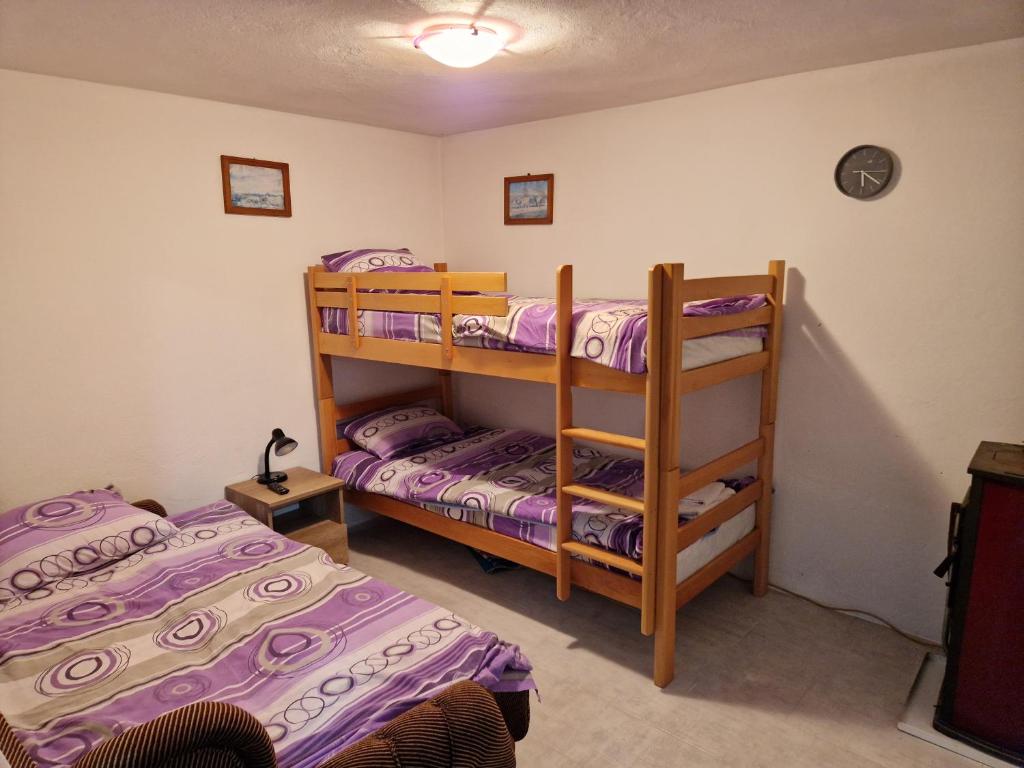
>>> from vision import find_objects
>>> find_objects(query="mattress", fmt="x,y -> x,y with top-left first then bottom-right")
321,294 -> 766,374
0,501 -> 533,768
334,426 -> 756,586
413,495 -> 755,586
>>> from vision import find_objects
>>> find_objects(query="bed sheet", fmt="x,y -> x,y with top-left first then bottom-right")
0,502 -> 532,768
334,426 -> 755,583
321,294 -> 766,374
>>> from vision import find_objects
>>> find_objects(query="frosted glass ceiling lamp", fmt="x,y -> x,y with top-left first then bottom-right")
414,24 -> 504,68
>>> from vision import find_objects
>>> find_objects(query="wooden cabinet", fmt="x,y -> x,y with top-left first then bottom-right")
225,467 -> 348,564
934,442 -> 1024,764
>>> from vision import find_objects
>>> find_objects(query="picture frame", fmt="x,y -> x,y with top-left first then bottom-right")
504,173 -> 554,225
220,155 -> 292,217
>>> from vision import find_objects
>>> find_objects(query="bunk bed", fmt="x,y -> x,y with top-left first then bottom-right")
305,255 -> 784,687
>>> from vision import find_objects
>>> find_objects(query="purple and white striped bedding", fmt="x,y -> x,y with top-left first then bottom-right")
0,501 -> 533,768
334,427 -> 748,562
321,294 -> 766,374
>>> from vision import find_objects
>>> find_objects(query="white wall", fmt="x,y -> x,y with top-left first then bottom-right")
440,39 -> 1024,640
0,70 -> 441,513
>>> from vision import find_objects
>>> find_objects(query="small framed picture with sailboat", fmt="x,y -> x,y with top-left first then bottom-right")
221,155 -> 292,217
504,173 -> 553,225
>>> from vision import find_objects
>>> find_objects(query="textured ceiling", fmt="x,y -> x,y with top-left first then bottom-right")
2,0 -> 1022,135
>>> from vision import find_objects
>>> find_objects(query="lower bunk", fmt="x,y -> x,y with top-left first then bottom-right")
333,406 -> 762,679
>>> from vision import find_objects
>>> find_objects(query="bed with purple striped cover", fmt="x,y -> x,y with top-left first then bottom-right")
321,294 -> 766,374
334,426 -> 749,563
0,501 -> 533,768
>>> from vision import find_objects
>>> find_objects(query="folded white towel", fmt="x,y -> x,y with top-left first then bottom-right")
678,481 -> 733,519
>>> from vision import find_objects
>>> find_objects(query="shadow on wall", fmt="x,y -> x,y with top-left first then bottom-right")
773,267 -> 951,639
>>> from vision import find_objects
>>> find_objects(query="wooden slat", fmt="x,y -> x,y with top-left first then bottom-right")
305,267 -> 338,473
439,275 -> 454,361
678,351 -> 769,394
315,291 -> 509,316
755,258 -> 785,596
640,264 -> 666,637
680,274 -> 774,302
677,437 -> 765,498
335,385 -> 441,420
562,483 -> 645,514
676,480 -> 762,550
681,305 -> 772,339
346,275 -> 359,349
555,265 -> 574,603
654,262 -> 684,688
570,560 -> 642,608
438,371 -> 454,419
561,541 -> 643,576
314,270 -> 507,292
676,530 -> 761,608
318,332 -> 558,383
571,358 -> 646,394
562,427 -> 645,452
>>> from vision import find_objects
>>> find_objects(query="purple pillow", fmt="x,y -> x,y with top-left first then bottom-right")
0,489 -> 178,604
322,248 -> 434,274
343,406 -> 464,459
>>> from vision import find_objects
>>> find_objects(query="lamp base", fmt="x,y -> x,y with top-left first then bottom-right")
257,471 -> 288,485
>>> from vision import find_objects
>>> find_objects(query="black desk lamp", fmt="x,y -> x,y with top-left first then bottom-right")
258,427 -> 298,484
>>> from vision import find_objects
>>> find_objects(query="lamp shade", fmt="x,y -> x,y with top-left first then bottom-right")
259,428 -> 298,484
271,428 -> 297,456
414,24 -> 504,68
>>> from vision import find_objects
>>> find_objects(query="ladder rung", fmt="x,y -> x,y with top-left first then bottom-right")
561,541 -> 644,576
562,427 -> 646,452
561,484 -> 645,514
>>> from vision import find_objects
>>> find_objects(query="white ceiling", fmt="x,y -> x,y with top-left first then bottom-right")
2,0 -> 1022,136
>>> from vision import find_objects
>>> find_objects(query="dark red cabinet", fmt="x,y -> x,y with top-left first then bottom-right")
935,442 -> 1024,764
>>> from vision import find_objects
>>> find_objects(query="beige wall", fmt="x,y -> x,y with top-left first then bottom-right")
1,39 -> 1021,641
440,39 -> 1024,640
0,70 -> 441,513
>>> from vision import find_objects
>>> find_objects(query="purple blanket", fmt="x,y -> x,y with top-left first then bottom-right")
0,502 -> 533,768
334,427 -> 747,562
321,294 -> 766,374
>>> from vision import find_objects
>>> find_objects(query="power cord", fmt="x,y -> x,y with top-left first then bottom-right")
727,573 -> 941,649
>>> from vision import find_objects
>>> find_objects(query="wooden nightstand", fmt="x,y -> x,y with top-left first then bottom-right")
225,467 -> 348,564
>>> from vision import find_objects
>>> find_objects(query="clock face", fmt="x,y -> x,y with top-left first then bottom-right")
835,145 -> 894,199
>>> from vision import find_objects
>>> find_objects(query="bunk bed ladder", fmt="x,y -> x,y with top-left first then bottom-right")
554,265 -> 665,637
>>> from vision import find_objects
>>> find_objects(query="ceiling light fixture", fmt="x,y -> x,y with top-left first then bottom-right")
414,24 -> 504,68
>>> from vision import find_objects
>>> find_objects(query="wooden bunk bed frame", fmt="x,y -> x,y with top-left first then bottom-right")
305,260 -> 784,687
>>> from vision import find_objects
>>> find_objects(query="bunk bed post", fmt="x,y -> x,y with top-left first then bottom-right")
554,265 -> 573,602
305,266 -> 339,473
433,263 -> 455,419
653,263 -> 684,688
639,265 -> 665,637
753,259 -> 785,597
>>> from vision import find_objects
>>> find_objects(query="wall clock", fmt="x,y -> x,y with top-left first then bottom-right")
835,145 -> 895,200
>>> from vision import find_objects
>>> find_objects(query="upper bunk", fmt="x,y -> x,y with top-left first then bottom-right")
305,257 -> 782,396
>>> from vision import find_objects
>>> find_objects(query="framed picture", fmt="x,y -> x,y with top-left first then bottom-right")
504,173 -> 553,225
220,155 -> 291,217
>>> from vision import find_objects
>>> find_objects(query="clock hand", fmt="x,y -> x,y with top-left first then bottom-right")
862,171 -> 881,185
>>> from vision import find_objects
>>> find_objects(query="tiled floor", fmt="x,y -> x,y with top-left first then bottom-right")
347,517 -> 976,768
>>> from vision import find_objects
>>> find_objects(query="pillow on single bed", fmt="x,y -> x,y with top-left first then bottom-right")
0,488 -> 178,601
322,248 -> 434,274
343,405 -> 465,459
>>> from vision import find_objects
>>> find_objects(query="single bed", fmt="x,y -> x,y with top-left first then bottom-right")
0,490 -> 533,768
321,294 -> 765,374
334,423 -> 755,586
